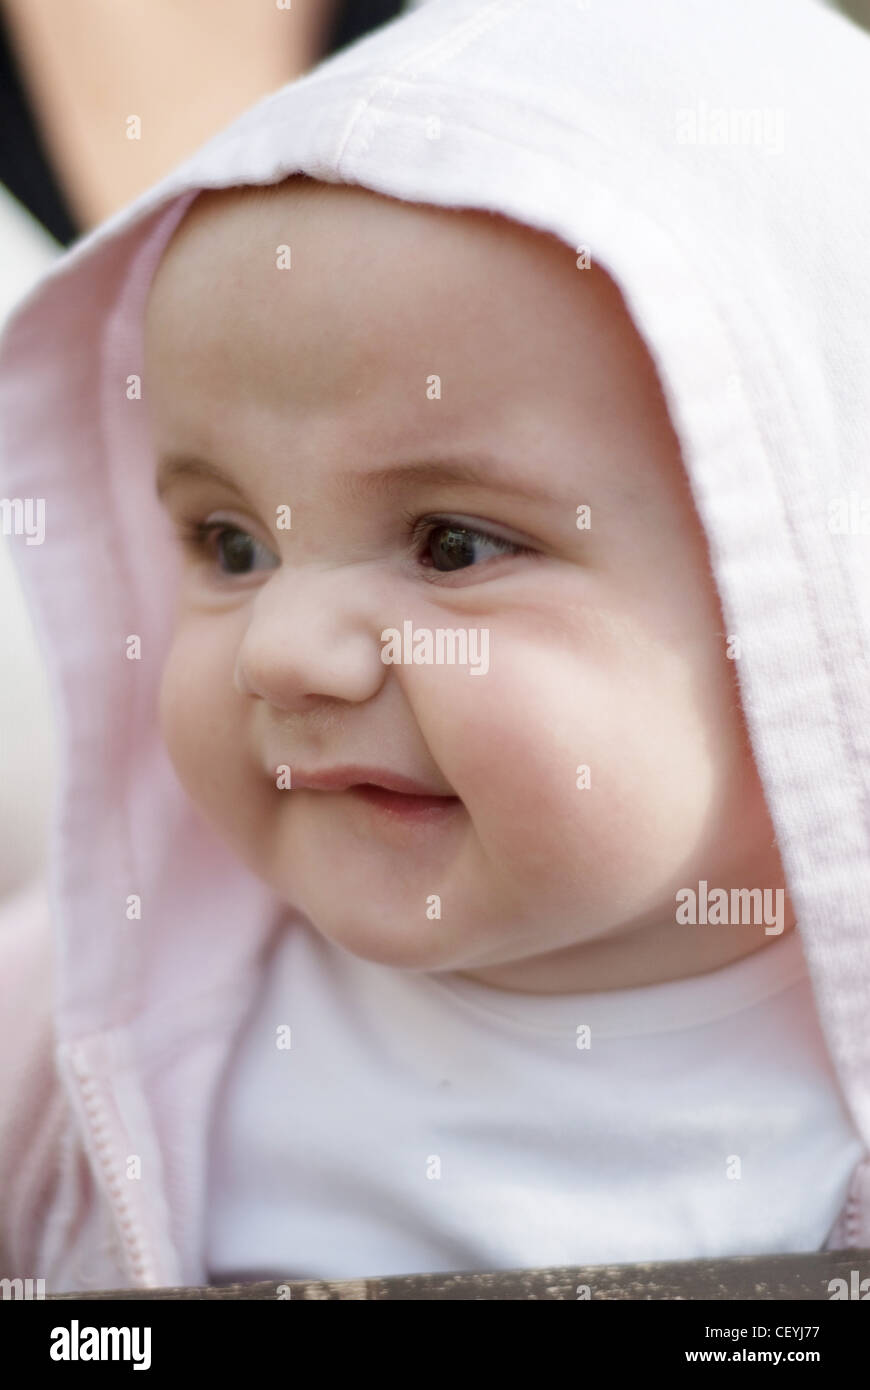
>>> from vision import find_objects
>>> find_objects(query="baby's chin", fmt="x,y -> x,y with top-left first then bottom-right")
275,884 -> 503,973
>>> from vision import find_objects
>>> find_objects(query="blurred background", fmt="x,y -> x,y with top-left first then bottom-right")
0,0 -> 867,905
838,0 -> 870,21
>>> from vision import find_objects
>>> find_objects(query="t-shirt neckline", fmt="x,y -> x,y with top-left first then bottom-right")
425,926 -> 808,1038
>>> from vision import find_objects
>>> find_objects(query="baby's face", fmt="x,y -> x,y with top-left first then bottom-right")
145,178 -> 790,993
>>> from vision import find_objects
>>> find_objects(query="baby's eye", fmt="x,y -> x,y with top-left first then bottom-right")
177,520 -> 278,576
415,518 -> 531,573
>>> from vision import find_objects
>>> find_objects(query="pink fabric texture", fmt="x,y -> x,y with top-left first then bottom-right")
1,0 -> 870,1290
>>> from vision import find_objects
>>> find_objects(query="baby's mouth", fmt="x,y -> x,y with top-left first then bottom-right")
349,783 -> 462,820
284,764 -> 462,821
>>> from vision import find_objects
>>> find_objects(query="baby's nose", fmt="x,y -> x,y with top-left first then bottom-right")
233,566 -> 386,711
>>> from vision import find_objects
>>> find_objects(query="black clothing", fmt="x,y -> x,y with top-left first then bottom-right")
0,0 -> 407,247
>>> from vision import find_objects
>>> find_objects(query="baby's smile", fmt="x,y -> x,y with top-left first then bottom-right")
144,175 -> 792,994
282,765 -> 463,825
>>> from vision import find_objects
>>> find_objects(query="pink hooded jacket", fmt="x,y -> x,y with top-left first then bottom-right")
1,0 -> 870,1293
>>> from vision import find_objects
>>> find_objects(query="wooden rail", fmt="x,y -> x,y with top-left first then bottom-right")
44,1247 -> 870,1299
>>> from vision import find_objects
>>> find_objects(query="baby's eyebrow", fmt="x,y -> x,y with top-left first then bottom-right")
332,457 -> 555,507
155,453 -> 557,507
155,454 -> 244,502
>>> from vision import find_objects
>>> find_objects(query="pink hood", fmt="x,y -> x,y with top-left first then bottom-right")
1,0 -> 870,1291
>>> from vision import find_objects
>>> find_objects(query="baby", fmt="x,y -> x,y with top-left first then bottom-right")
146,176 -> 791,995
2,0 -> 868,1294
139,176 -> 857,1283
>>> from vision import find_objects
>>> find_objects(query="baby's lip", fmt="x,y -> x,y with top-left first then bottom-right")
287,765 -> 457,798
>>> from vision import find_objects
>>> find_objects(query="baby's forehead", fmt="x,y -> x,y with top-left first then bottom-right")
146,179 -> 646,405
144,177 -> 686,525
146,176 -> 575,329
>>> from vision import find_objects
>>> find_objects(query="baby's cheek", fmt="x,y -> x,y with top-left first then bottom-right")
431,649 -> 614,874
435,643 -> 704,912
157,631 -> 253,833
157,640 -> 215,808
157,639 -> 197,787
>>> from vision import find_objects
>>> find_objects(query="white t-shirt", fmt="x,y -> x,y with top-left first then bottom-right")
204,921 -> 863,1283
